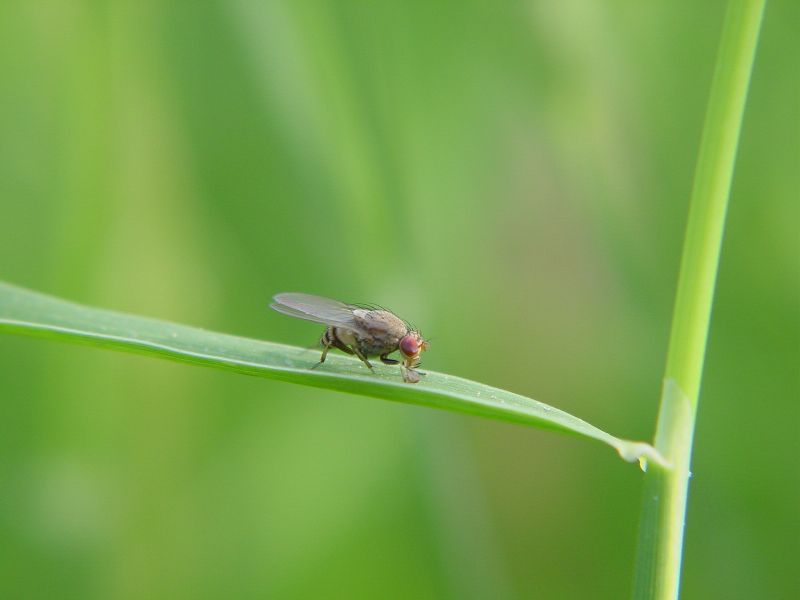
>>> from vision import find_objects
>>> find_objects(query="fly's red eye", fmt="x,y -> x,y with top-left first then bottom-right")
399,335 -> 420,357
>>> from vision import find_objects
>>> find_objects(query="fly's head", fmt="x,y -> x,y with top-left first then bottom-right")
399,331 -> 429,371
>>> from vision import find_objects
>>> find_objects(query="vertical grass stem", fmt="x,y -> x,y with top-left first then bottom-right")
632,1 -> 766,598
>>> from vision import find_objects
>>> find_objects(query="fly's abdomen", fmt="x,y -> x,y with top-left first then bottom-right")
320,327 -> 335,347
357,333 -> 402,357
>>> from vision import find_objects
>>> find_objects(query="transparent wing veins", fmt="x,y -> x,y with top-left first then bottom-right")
270,293 -> 366,333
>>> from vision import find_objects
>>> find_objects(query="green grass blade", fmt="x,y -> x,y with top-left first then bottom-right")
0,280 -> 661,466
632,1 -> 766,598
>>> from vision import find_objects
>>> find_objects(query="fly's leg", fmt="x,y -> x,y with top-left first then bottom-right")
380,352 -> 399,365
311,327 -> 373,373
331,338 -> 355,355
352,347 -> 374,371
311,342 -> 331,370
311,329 -> 358,369
312,327 -> 347,370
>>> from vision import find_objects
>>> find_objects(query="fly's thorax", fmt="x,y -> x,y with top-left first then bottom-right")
352,309 -> 408,356
352,309 -> 408,337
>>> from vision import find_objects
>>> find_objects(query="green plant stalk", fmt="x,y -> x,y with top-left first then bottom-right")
632,1 -> 766,599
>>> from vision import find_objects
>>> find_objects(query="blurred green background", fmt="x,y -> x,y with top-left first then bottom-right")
1,2 -> 797,599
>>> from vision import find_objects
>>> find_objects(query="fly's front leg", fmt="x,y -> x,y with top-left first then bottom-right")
380,352 -> 399,365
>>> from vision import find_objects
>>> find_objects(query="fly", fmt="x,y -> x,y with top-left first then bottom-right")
270,292 -> 429,383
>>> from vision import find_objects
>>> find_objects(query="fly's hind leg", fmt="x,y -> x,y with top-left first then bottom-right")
311,342 -> 331,370
311,328 -> 343,370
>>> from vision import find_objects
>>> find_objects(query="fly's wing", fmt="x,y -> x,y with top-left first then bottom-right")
270,293 -> 366,333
